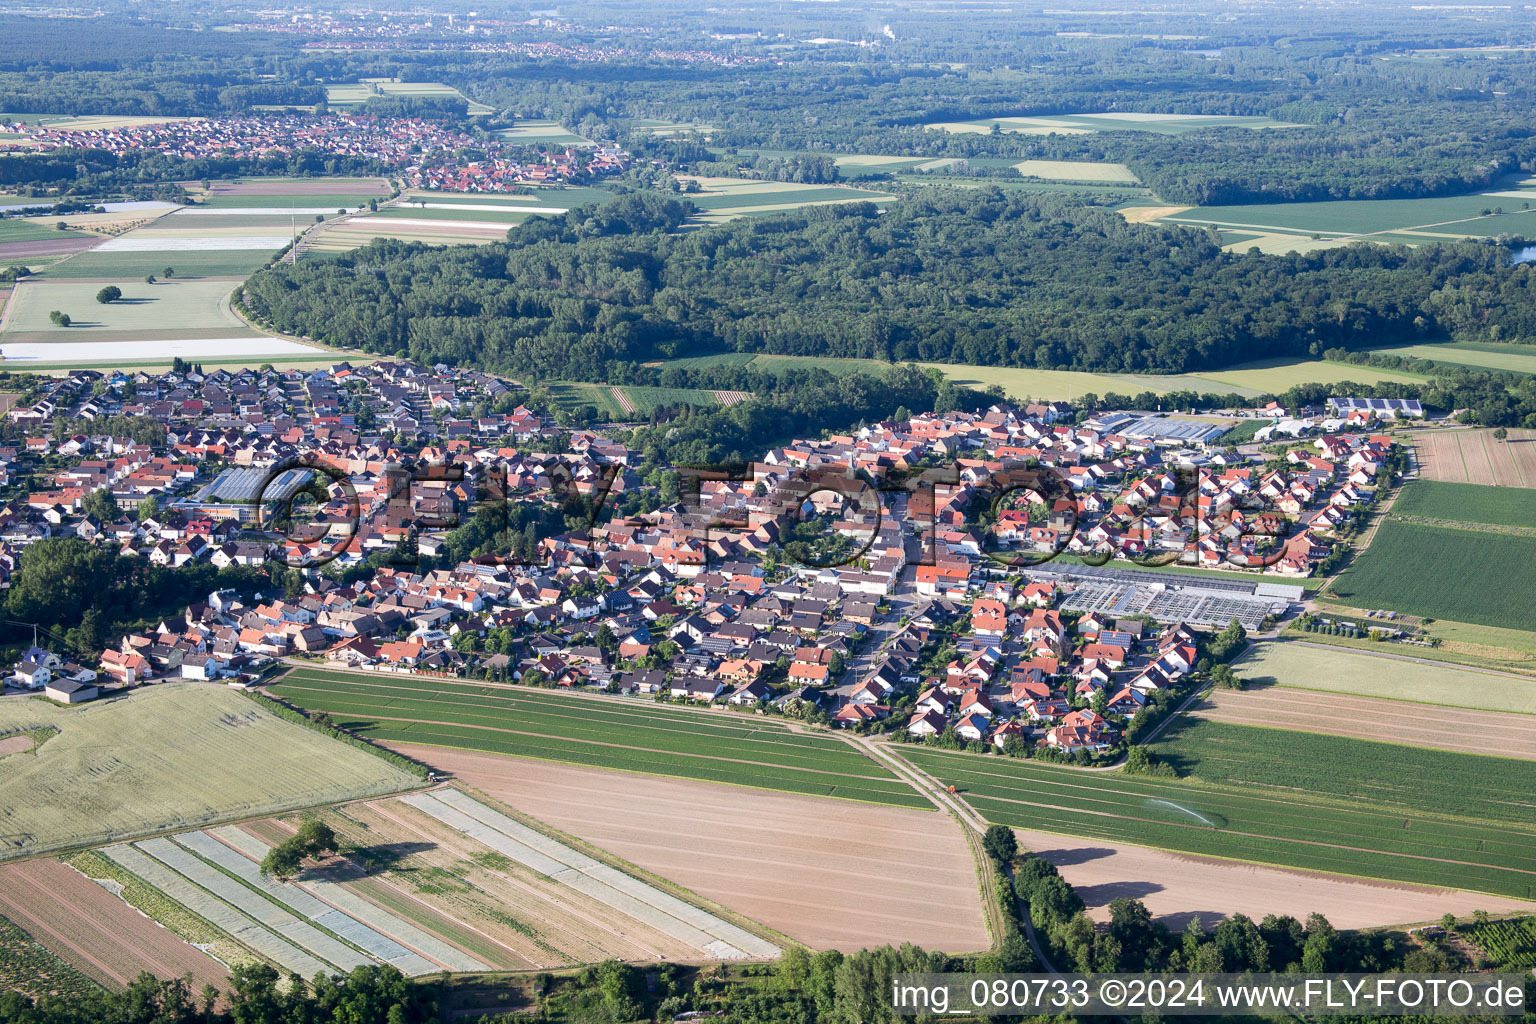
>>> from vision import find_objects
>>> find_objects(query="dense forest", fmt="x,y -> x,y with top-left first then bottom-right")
242,190 -> 1536,381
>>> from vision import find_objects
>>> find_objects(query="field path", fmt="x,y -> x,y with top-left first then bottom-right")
854,737 -> 1060,971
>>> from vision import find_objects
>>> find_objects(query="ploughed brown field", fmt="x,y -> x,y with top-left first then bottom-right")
0,238 -> 100,259
1014,828 -> 1536,931
1414,427 -> 1536,488
1194,686 -> 1536,760
391,744 -> 993,954
0,858 -> 228,990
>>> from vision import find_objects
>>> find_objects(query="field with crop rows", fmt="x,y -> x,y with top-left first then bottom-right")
898,746 -> 1536,899
266,669 -> 926,807
0,682 -> 421,860
1412,428 -> 1536,488
1392,480 -> 1536,528
1464,916 -> 1536,968
1146,717 -> 1536,821
0,908 -> 101,1001
1331,520 -> 1536,632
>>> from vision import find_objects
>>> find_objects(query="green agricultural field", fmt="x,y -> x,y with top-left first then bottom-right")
1217,418 -> 1275,444
1463,917 -> 1536,968
0,278 -> 247,337
1158,189 -> 1536,239
0,220 -> 88,242
899,746 -> 1536,899
546,382 -> 629,419
1233,640 -> 1536,713
687,185 -> 893,213
0,682 -> 421,860
1331,519 -> 1536,632
494,121 -> 591,146
1147,717 -> 1536,823
0,910 -> 102,1002
621,386 -> 721,414
39,250 -> 278,279
266,669 -> 928,808
325,80 -> 493,115
1392,480 -> 1536,528
1366,341 -> 1536,376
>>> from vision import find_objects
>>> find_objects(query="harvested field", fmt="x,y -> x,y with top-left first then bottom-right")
1413,428 -> 1536,488
1013,160 -> 1138,182
204,177 -> 390,196
1120,205 -> 1193,223
1233,641 -> 1536,714
714,390 -> 749,406
1193,686 -> 1536,760
1012,829 -> 1536,931
0,859 -> 226,990
395,749 -> 992,953
609,386 -> 636,415
0,682 -> 421,861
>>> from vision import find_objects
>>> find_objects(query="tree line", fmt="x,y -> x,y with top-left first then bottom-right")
242,190 -> 1536,384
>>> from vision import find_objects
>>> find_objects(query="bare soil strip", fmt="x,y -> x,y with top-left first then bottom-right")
397,747 -> 992,953
1196,688 -> 1536,760
1012,828 -> 1536,931
0,859 -> 228,990
609,387 -> 637,415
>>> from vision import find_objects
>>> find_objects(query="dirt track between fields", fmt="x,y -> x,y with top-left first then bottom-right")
391,746 -> 993,954
1012,828 -> 1536,931
1195,687 -> 1536,760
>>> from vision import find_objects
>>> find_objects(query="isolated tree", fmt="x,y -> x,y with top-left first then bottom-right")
82,487 -> 118,522
260,819 -> 338,880
136,494 -> 159,522
144,274 -> 156,284
982,823 -> 1017,864
163,266 -> 174,278
95,285 -> 122,304
1493,427 -> 1508,442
